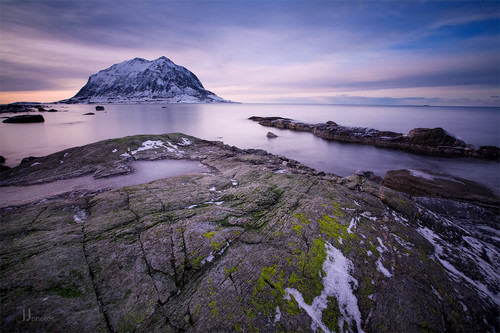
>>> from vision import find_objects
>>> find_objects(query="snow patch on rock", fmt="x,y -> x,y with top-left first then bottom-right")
284,242 -> 364,333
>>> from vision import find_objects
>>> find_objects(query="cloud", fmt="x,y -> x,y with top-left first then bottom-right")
0,0 -> 498,105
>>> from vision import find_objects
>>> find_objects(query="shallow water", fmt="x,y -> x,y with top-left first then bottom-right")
0,103 -> 498,193
0,159 -> 208,207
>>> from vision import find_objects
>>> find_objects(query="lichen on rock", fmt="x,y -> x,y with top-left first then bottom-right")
1,133 -> 498,332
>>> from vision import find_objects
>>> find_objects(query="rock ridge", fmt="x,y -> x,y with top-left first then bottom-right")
1,133 -> 498,332
249,116 -> 500,160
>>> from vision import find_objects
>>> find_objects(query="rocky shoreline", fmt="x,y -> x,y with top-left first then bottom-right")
250,116 -> 500,160
1,133 -> 499,332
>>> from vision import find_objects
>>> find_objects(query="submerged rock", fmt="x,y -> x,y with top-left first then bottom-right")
0,134 -> 498,332
249,116 -> 500,161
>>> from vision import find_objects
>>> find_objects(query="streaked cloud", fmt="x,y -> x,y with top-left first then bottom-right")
0,0 -> 498,106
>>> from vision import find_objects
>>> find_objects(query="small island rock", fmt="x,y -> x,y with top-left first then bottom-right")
2,114 -> 45,123
266,131 -> 278,138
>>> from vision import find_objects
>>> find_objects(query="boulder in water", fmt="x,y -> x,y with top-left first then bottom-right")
2,114 -> 45,123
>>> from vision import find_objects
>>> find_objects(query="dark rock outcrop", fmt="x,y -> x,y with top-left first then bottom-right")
383,169 -> 500,209
354,170 -> 383,184
266,131 -> 278,138
0,104 -> 38,113
20,156 -> 37,165
2,114 -> 45,123
249,116 -> 499,160
1,134 -> 498,332
0,156 -> 10,172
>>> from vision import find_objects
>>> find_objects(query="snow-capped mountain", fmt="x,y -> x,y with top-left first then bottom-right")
60,56 -> 230,103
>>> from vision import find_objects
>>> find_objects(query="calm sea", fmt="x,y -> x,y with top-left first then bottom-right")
1,103 -> 499,193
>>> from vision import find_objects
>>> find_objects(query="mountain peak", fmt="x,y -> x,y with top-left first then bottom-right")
60,57 -> 230,104
155,56 -> 173,63
128,57 -> 148,63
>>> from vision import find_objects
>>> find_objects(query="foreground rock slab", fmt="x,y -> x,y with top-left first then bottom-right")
1,133 -> 499,332
250,116 -> 500,160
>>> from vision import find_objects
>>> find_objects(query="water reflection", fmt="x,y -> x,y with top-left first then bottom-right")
0,104 -> 498,194
0,159 -> 209,207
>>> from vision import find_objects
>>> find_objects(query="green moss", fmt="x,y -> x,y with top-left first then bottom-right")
296,238 -> 327,305
203,230 -> 218,239
331,201 -> 344,216
251,264 -> 286,317
243,307 -> 257,319
293,213 -> 311,225
282,295 -> 302,315
224,266 -> 239,277
288,272 -> 299,286
208,278 -> 215,296
322,296 -> 340,332
318,213 -> 356,246
190,255 -> 206,270
194,304 -> 201,317
209,300 -> 219,317
292,223 -> 303,235
210,240 -> 226,251
272,186 -> 284,197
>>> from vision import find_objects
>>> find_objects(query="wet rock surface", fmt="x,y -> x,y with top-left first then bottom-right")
249,116 -> 500,160
1,133 -> 498,332
383,169 -> 500,209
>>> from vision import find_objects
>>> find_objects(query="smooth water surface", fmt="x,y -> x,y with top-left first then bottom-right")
1,103 -> 499,193
0,159 -> 208,207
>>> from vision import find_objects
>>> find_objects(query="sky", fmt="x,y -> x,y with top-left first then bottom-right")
0,0 -> 499,106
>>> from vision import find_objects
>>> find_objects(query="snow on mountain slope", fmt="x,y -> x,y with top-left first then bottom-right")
60,56 -> 231,103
